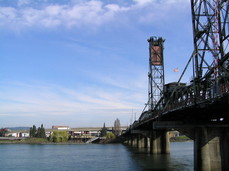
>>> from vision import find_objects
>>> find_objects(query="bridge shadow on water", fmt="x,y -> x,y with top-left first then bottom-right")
123,141 -> 193,171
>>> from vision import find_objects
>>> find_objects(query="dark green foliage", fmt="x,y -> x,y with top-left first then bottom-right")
100,123 -> 107,137
37,127 -> 41,138
40,124 -> 46,138
0,129 -> 8,137
29,124 -> 46,138
29,125 -> 36,137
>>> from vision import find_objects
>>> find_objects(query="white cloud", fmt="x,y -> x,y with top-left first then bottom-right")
0,7 -> 17,20
0,1 -> 128,30
0,0 -> 190,31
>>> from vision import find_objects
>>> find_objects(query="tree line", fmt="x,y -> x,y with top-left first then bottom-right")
29,118 -> 122,142
29,124 -> 46,138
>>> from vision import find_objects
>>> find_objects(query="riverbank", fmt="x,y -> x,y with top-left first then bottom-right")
0,138 -> 82,144
0,140 -> 86,144
0,137 -> 111,144
0,136 -> 191,144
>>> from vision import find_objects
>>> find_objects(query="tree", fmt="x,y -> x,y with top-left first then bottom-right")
30,125 -> 37,137
100,123 -> 107,137
0,128 -> 8,137
40,124 -> 46,138
114,118 -> 121,136
106,132 -> 115,139
49,131 -> 69,143
29,124 -> 46,138
36,127 -> 41,138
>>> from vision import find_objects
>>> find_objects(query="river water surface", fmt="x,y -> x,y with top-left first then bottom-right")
0,141 -> 193,171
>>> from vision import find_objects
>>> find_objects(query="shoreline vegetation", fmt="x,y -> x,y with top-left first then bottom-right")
0,136 -> 192,144
170,135 -> 191,142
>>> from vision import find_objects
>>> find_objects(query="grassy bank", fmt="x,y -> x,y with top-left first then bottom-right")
0,138 -> 90,144
22,138 -> 49,143
0,138 -> 48,144
170,136 -> 191,142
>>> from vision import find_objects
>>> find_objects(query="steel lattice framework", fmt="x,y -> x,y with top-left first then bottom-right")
147,37 -> 165,110
139,0 -> 228,121
191,0 -> 229,98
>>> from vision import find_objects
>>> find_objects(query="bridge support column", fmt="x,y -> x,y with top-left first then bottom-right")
129,135 -> 135,147
144,136 -> 149,148
132,135 -> 138,147
127,136 -> 132,146
136,134 -> 140,148
138,134 -> 145,148
161,130 -> 170,154
129,135 -> 134,147
124,137 -> 128,145
194,127 -> 229,171
150,131 -> 158,154
150,130 -> 170,154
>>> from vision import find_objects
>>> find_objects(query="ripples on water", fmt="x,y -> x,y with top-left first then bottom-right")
0,141 -> 193,171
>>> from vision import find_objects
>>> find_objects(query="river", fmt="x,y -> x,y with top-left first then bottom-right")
0,141 -> 193,171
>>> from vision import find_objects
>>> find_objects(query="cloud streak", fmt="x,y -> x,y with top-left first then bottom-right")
0,79 -> 146,126
0,0 -> 190,31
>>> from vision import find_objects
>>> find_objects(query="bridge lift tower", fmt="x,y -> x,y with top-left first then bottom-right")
147,37 -> 165,110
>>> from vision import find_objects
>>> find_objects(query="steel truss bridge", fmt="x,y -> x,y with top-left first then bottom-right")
123,1 -> 229,170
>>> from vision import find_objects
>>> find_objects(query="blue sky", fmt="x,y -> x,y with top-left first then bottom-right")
0,0 -> 194,128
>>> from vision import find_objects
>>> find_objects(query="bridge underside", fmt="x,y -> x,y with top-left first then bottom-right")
161,94 -> 229,123
133,93 -> 229,131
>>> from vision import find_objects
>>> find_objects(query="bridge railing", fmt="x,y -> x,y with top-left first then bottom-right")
162,75 -> 229,114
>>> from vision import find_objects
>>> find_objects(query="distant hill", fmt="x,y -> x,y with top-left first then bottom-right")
6,127 -> 30,131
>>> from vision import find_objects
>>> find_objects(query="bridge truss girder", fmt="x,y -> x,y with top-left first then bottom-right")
138,0 -> 229,124
191,0 -> 229,97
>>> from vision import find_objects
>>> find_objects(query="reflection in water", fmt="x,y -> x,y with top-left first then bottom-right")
0,142 -> 193,171
125,141 -> 193,171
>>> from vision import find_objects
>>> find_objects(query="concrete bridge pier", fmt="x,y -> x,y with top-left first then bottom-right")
194,127 -> 229,171
129,135 -> 133,146
126,134 -> 141,148
124,130 -> 170,154
150,130 -> 170,154
144,136 -> 150,149
125,134 -> 135,147
127,136 -> 131,146
128,135 -> 133,146
125,132 -> 148,149
138,134 -> 145,148
133,135 -> 138,148
124,135 -> 130,145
